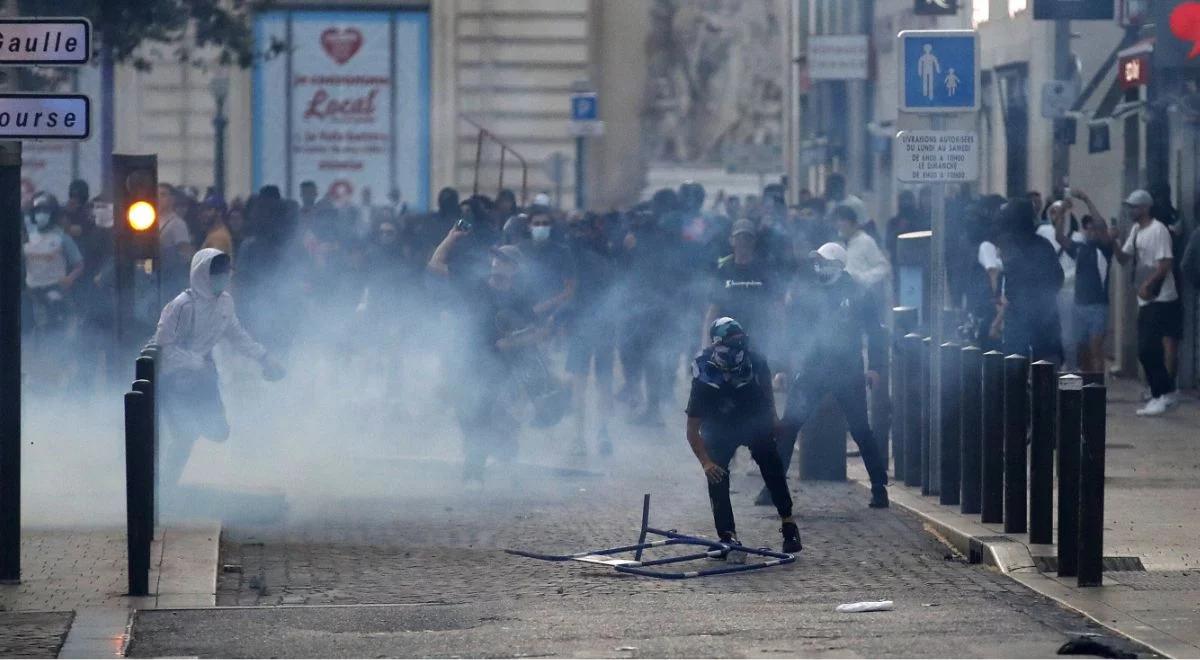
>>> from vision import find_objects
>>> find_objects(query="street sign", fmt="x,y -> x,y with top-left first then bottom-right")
0,18 -> 90,65
0,94 -> 89,140
894,130 -> 979,183
1040,80 -> 1079,119
914,0 -> 959,16
807,35 -> 869,80
1033,0 -> 1115,20
568,91 -> 603,137
898,30 -> 979,113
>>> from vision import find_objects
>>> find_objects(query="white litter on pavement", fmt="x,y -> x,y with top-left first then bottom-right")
836,600 -> 895,613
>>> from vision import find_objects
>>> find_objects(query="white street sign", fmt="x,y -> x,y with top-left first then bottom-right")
0,94 -> 89,140
568,120 -> 604,137
894,130 -> 978,183
0,19 -> 90,65
808,35 -> 869,80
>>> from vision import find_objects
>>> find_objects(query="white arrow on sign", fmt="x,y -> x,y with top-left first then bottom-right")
0,18 -> 90,65
0,94 -> 89,140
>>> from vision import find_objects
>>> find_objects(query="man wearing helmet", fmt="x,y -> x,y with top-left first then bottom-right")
23,193 -> 85,343
685,316 -> 802,554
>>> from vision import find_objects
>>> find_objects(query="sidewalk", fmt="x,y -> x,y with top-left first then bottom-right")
0,523 -> 220,658
853,375 -> 1200,658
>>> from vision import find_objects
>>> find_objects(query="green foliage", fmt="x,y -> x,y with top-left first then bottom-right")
12,0 -> 281,70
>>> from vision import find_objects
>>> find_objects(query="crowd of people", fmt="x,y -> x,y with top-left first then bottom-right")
18,169 -> 1200,538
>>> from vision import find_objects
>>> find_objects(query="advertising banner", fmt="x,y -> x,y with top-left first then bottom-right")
254,10 -> 430,209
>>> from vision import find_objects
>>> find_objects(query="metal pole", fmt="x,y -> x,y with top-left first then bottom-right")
929,114 -> 947,496
1057,374 -> 1082,577
1078,383 -> 1107,587
1003,354 -> 1028,534
921,337 -> 933,495
890,307 -> 918,479
939,342 -> 961,505
1051,18 -> 1071,196
575,136 -> 585,210
1028,360 -> 1056,545
959,346 -> 982,514
0,141 -> 21,584
213,96 -> 227,200
980,350 -> 1004,524
903,333 -> 923,488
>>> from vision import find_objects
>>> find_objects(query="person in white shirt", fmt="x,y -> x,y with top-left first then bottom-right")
833,204 -> 891,291
1037,200 -> 1085,369
1113,190 -> 1181,416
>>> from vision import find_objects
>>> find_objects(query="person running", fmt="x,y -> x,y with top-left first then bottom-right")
153,248 -> 285,493
685,317 -> 802,555
758,242 -> 890,509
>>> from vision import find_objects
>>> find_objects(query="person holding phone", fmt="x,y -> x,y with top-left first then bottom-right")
1114,190 -> 1181,416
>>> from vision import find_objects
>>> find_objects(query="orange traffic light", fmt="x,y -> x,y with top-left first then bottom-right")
127,200 -> 156,231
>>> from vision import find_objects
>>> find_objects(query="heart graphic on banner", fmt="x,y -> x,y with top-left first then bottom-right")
320,27 -> 363,65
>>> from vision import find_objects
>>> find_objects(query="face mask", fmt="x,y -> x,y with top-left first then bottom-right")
531,225 -> 551,242
210,272 -> 231,294
815,261 -> 842,283
33,212 -> 52,230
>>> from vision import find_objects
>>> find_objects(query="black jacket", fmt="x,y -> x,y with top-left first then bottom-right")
784,272 -> 886,375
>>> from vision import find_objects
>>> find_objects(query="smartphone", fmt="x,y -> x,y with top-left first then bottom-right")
455,217 -> 473,232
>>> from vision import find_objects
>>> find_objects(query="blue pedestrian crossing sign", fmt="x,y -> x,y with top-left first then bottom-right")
899,30 -> 979,113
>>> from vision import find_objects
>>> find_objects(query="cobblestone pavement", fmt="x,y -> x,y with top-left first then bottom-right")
0,611 -> 74,658
129,458 -> 1153,658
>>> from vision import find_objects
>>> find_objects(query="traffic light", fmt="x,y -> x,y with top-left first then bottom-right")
113,154 -> 158,260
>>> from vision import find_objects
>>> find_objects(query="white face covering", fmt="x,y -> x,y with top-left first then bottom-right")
33,211 -> 52,230
531,225 -> 551,242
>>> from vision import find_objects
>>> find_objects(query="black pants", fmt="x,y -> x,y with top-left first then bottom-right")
1138,301 -> 1180,399
704,427 -> 793,538
776,367 -> 889,488
619,309 -> 668,412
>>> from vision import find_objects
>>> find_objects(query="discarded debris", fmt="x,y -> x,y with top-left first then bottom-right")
221,564 -> 243,573
1057,635 -> 1138,659
836,600 -> 894,613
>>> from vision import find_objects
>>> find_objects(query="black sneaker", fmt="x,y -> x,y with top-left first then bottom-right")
780,522 -> 802,554
869,484 -> 890,509
753,487 -> 773,506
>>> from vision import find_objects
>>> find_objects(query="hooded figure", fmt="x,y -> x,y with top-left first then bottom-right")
153,248 -> 283,488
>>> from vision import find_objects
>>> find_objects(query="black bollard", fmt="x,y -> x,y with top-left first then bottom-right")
1003,354 -> 1029,534
124,390 -> 151,596
1078,383 -> 1107,587
1057,374 -> 1082,578
959,346 -> 983,514
1028,361 -> 1055,545
132,377 -> 156,535
892,308 -> 918,480
980,351 -> 1005,524
939,342 -> 961,506
135,354 -> 154,384
921,337 -> 932,495
903,334 -> 923,488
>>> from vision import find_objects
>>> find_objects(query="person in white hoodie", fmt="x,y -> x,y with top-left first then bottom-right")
153,248 -> 284,488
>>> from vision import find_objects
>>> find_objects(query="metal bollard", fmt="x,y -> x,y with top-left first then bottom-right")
132,376 -> 156,534
1003,354 -> 1029,534
892,337 -> 909,482
939,342 -> 961,505
921,337 -> 933,495
124,389 -> 151,596
903,334 -> 923,488
1028,361 -> 1056,545
959,346 -> 983,514
1078,383 -> 1107,587
1057,374 -> 1082,578
980,351 -> 1005,524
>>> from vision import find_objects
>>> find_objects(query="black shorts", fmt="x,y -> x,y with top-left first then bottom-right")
1141,299 -> 1183,341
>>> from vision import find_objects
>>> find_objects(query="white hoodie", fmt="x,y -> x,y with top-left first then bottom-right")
153,248 -> 266,374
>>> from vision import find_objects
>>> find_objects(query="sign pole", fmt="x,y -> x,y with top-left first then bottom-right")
928,114 -> 946,491
575,136 -> 585,211
0,141 -> 21,584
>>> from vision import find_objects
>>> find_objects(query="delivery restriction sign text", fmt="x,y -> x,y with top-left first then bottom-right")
895,130 -> 978,183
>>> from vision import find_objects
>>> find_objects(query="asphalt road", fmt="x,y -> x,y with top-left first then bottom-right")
127,452 -> 1150,658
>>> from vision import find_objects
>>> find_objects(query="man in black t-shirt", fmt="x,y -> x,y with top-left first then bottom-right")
701,218 -> 778,354
685,317 -> 802,554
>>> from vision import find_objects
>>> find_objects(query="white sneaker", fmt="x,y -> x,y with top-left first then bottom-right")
1136,397 -> 1169,417
1163,391 -> 1182,408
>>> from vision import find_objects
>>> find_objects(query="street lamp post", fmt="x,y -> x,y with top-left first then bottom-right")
209,75 -> 229,200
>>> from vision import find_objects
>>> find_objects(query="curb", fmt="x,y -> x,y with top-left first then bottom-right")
872,478 -> 1190,659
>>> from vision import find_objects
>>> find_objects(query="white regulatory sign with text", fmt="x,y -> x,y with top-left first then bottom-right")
894,130 -> 978,183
